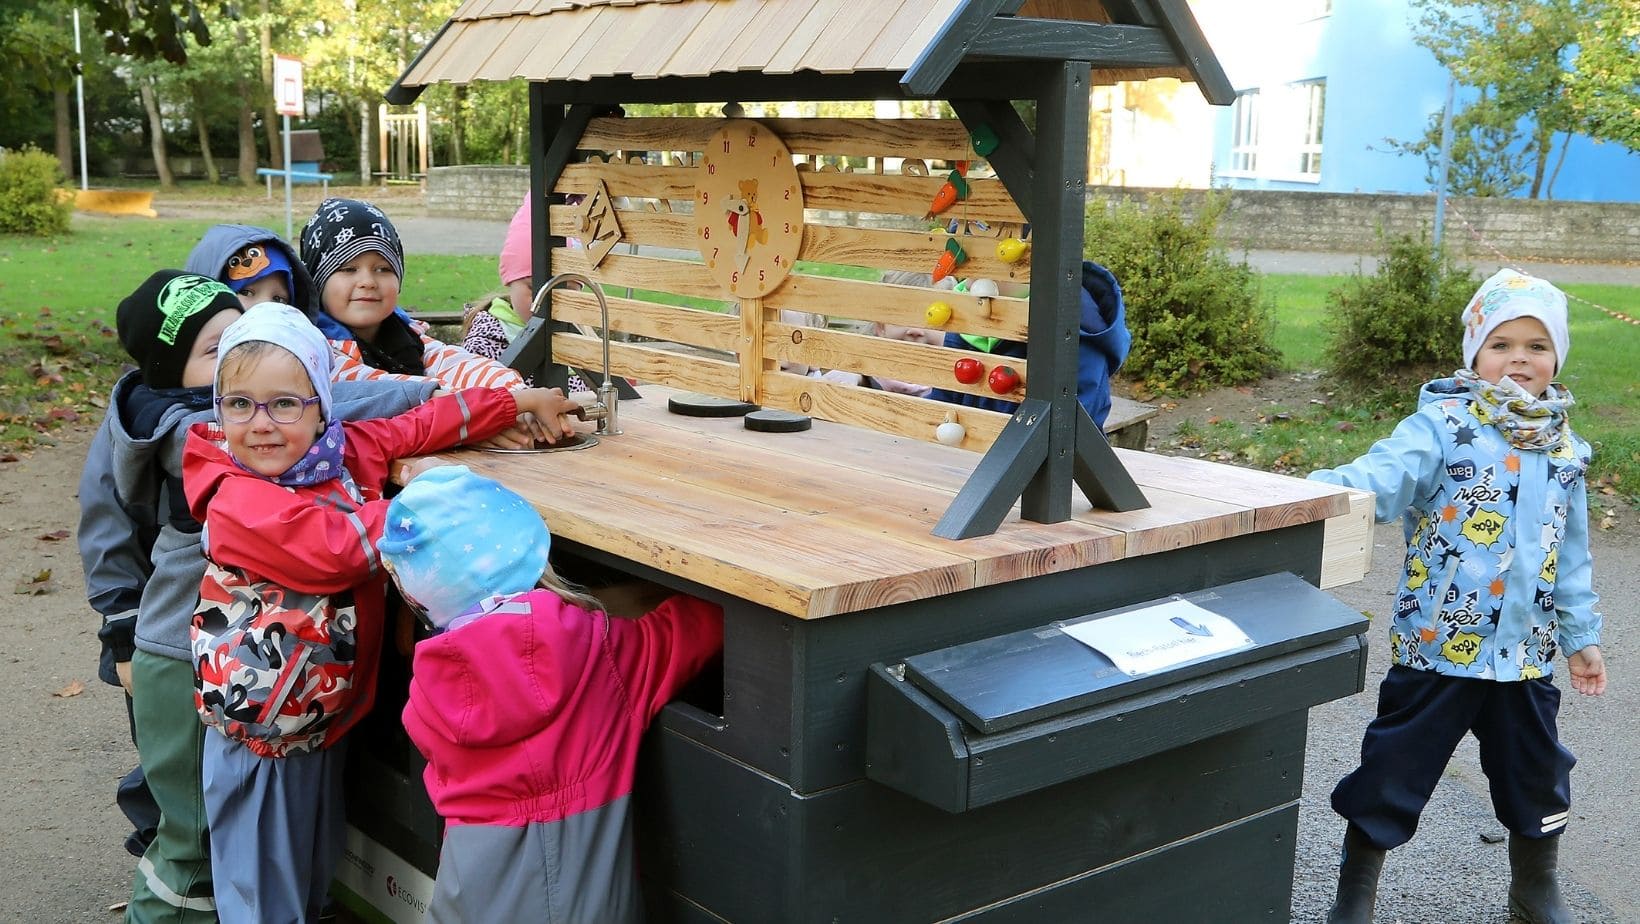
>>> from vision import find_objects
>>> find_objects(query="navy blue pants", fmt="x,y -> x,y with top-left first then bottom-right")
1333,665 -> 1575,850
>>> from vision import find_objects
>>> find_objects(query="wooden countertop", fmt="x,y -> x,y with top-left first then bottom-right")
429,385 -> 1356,619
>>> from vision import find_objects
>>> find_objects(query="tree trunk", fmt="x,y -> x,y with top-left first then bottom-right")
259,0 -> 283,169
191,84 -> 221,184
1544,132 -> 1571,200
237,96 -> 258,184
235,30 -> 259,184
359,98 -> 371,186
54,88 -> 74,178
138,77 -> 174,187
449,84 -> 466,165
1527,123 -> 1551,199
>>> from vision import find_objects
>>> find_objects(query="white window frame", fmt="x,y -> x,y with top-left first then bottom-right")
1223,81 -> 1325,183
1294,79 -> 1325,179
1229,90 -> 1260,174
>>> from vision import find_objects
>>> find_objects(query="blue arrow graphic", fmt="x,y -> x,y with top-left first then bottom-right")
1171,615 -> 1213,637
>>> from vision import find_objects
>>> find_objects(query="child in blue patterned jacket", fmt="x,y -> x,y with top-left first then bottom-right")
1310,268 -> 1606,924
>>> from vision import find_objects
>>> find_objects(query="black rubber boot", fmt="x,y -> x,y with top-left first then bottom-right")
1326,824 -> 1386,924
1508,832 -> 1574,924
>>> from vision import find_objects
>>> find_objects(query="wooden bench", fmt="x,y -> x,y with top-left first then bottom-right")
1105,394 -> 1159,450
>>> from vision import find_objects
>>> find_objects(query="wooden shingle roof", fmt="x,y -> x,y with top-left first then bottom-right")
389,0 -> 1231,104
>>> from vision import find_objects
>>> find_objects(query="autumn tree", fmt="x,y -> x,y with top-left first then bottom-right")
1565,0 -> 1639,149
1410,0 -> 1635,199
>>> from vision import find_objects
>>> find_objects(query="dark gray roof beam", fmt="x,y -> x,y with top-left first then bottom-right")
967,20 -> 1178,66
902,0 -> 1028,96
1144,0 -> 1233,103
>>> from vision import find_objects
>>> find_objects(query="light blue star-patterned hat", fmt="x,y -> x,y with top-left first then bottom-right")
377,465 -> 550,628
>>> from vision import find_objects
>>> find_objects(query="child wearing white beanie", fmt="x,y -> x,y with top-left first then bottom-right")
1308,267 -> 1603,924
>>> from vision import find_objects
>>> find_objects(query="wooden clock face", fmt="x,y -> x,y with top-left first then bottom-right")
696,119 -> 804,298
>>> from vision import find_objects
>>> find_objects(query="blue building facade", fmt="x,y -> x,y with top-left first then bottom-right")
1195,0 -> 1640,202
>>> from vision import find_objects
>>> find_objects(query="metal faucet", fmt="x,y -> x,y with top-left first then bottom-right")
530,272 -> 619,435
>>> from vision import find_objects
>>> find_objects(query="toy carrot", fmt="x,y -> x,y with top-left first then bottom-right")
923,166 -> 971,220
931,237 -> 968,283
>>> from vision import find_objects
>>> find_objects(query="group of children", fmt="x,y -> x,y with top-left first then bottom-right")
77,190 -> 1604,924
79,197 -> 724,923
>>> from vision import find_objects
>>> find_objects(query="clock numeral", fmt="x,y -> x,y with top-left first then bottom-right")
784,188 -> 791,200
731,271 -> 740,285
708,163 -> 716,175
723,140 -> 731,153
701,191 -> 708,203
774,255 -> 782,266
703,226 -> 710,240
748,132 -> 757,147
759,269 -> 766,282
783,222 -> 790,233
713,247 -> 719,259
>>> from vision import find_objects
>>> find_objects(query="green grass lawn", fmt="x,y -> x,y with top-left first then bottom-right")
1197,273 -> 1640,506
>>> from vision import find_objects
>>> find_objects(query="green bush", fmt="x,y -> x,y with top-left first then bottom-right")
1323,233 -> 1476,389
1084,192 -> 1274,395
0,146 -> 71,235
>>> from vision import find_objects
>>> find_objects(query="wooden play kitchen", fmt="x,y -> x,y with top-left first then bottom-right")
354,2 -> 1377,921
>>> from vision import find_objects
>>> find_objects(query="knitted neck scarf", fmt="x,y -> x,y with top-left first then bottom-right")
1456,368 -> 1574,451
229,418 -> 355,494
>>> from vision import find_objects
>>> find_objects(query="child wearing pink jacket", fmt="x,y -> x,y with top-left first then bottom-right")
378,466 -> 723,923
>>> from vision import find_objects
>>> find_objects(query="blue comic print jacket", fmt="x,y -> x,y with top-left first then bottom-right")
1310,377 -> 1600,681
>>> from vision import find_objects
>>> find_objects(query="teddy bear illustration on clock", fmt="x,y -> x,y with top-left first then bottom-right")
696,120 -> 804,298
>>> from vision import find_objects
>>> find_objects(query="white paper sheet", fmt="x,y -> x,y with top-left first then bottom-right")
1059,598 -> 1254,676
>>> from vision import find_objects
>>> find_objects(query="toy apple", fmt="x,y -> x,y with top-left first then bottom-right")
987,364 -> 1021,394
953,357 -> 985,385
925,301 -> 953,327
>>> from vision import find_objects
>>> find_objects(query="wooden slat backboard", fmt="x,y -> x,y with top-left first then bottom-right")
546,115 -> 1037,453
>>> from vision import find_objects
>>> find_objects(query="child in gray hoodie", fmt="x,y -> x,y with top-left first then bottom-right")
78,270 -> 437,922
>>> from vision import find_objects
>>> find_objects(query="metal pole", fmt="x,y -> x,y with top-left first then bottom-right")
73,8 -> 88,190
283,114 -> 293,240
1432,77 -> 1455,252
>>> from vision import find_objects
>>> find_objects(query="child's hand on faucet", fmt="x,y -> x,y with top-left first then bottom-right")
513,387 -> 583,444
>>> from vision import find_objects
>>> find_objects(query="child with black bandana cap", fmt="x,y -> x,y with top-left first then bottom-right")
300,196 -> 528,392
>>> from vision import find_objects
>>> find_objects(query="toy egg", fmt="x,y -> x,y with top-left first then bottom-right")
935,412 -> 966,446
996,238 -> 1029,264
925,301 -> 953,327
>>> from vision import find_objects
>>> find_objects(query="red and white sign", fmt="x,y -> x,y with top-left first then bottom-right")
273,54 -> 304,117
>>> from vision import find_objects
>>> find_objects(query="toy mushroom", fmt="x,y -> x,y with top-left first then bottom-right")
935,410 -> 966,446
967,277 -> 1000,314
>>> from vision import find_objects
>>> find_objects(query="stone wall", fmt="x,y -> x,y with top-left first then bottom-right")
426,165 -> 531,219
427,165 -> 1640,263
1091,187 -> 1640,263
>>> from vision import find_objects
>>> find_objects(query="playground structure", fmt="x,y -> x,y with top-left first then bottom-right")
377,103 -> 430,186
360,3 -> 1376,922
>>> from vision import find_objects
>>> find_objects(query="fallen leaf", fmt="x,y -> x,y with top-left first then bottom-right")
14,568 -> 55,595
53,680 -> 85,698
0,454 -> 18,463
1334,422 -> 1356,433
37,530 -> 70,541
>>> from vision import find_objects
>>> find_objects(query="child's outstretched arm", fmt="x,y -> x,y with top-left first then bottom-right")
1308,407 -> 1446,523
607,594 -> 725,721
